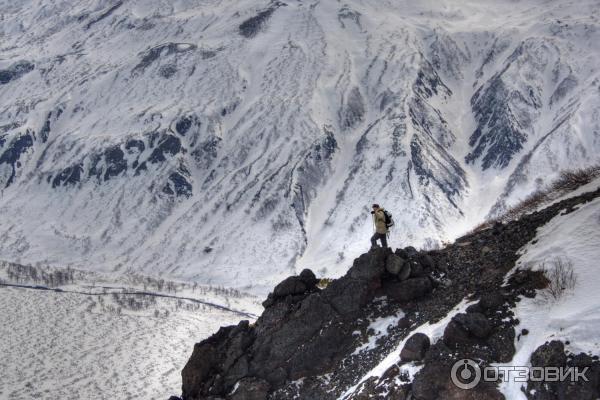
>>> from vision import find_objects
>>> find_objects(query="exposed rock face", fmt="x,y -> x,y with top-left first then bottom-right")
181,247 -> 403,399
525,341 -> 600,400
400,333 -> 430,362
382,277 -> 432,303
0,61 -> 34,85
530,340 -> 567,368
443,312 -> 492,347
177,188 -> 600,400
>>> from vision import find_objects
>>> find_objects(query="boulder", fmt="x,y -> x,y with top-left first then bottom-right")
410,363 -> 449,400
348,248 -> 387,280
395,248 -> 409,259
383,277 -> 432,303
299,268 -> 318,288
525,344 -> 600,400
465,303 -> 483,314
454,312 -> 491,338
400,333 -> 430,362
404,246 -> 418,257
386,254 -> 406,275
530,340 -> 566,368
262,270 -> 319,308
412,363 -> 504,400
273,276 -> 307,298
386,253 -> 411,280
322,278 -> 373,316
443,312 -> 491,347
398,262 -> 411,281
408,260 -> 424,278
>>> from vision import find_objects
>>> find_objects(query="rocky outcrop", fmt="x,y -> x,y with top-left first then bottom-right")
0,61 -> 34,85
180,248 -> 417,399
525,341 -> 600,400
175,188 -> 600,400
400,333 -> 430,362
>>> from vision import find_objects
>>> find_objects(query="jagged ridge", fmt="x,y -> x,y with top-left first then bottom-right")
174,186 -> 600,400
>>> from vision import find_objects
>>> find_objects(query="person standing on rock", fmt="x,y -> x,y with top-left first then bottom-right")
370,203 -> 388,249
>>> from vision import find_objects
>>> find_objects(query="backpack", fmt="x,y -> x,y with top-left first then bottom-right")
383,210 -> 394,228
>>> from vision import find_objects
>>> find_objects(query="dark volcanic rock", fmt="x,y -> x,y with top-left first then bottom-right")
322,278 -> 372,316
530,340 -> 566,368
0,61 -> 34,85
419,254 -> 435,270
400,333 -> 430,362
178,188 -> 600,400
262,269 -> 319,308
239,8 -> 277,38
412,341 -> 505,400
348,247 -> 388,280
479,291 -> 505,310
230,377 -> 270,400
525,341 -> 600,400
182,320 -> 254,400
443,312 -> 491,347
52,163 -> 84,188
408,260 -> 424,278
103,145 -> 127,181
382,277 -> 432,303
386,253 -> 406,275
0,132 -> 34,187
148,133 -> 182,163
273,276 -> 308,297
182,249 -> 392,399
163,172 -> 192,197
299,269 -> 318,287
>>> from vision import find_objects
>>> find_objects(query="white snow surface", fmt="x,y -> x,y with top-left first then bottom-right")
0,262 -> 261,400
0,0 -> 599,293
0,286 -> 255,400
497,195 -> 600,399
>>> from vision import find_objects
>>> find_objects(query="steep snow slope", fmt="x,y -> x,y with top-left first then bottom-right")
1,0 -> 599,291
498,192 -> 600,399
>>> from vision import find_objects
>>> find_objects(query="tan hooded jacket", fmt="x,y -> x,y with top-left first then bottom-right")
373,207 -> 387,234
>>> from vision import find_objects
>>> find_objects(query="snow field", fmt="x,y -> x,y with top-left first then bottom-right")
0,286 -> 254,400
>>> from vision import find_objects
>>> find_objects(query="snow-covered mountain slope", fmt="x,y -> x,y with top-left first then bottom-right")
1,0 -> 599,291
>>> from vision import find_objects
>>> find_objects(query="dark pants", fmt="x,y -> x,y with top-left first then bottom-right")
371,232 -> 388,248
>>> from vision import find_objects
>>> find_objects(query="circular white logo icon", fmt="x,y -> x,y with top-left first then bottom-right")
451,359 -> 482,390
